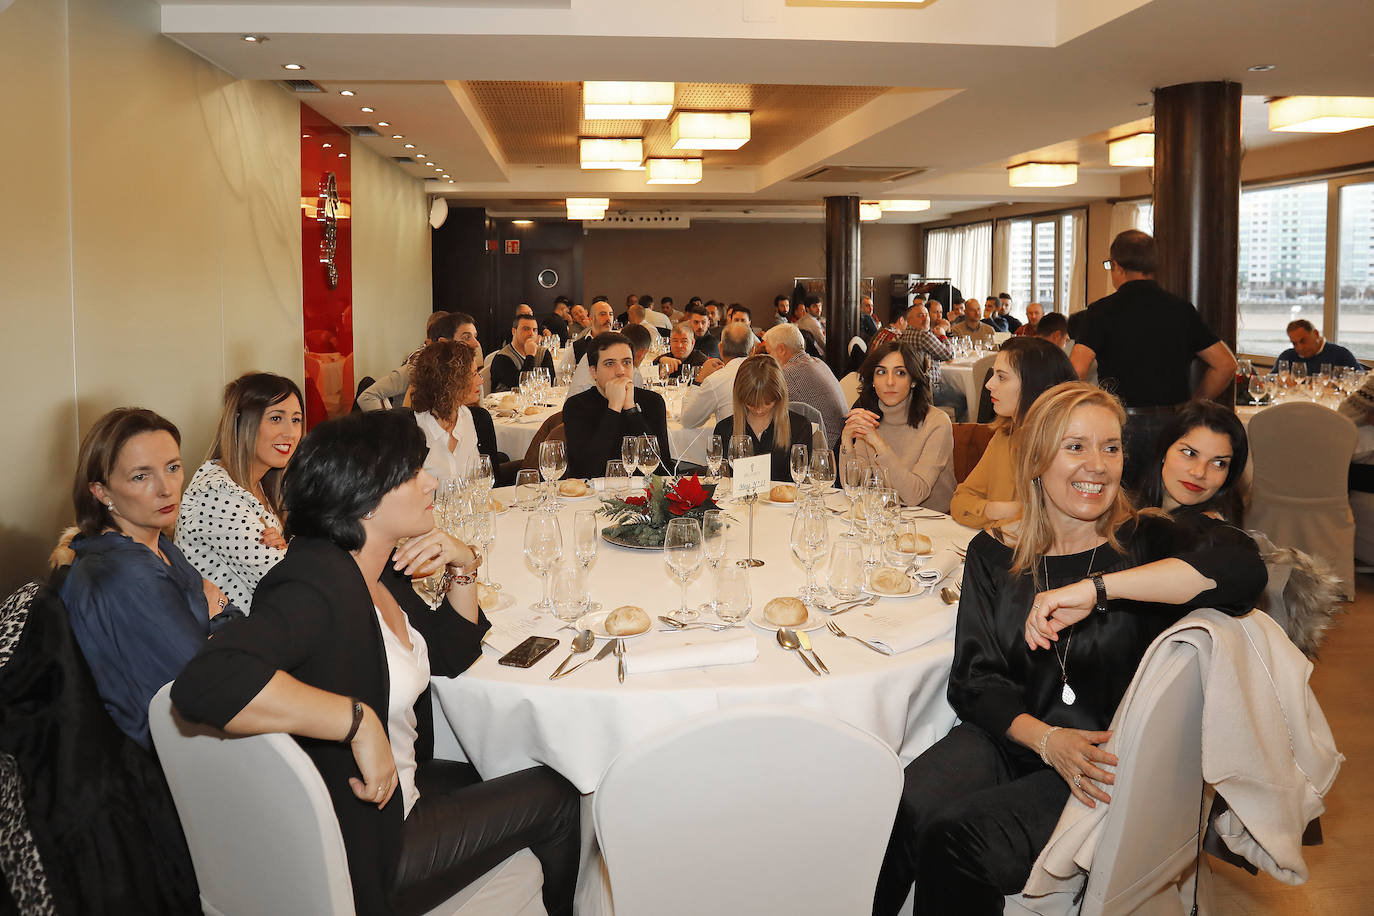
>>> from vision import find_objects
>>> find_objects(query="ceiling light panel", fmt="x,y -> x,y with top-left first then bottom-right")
1269,96 -> 1374,133
1007,161 -> 1078,187
583,81 -> 675,120
859,201 -> 883,221
567,206 -> 607,220
670,111 -> 751,150
579,137 -> 644,169
1107,132 -> 1154,167
879,199 -> 931,212
646,158 -> 703,184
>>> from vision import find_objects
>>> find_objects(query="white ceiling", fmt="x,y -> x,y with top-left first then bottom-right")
159,0 -> 1374,223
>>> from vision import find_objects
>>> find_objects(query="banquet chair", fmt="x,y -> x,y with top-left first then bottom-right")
594,706 -> 901,915
791,400 -> 828,447
848,334 -> 868,374
1247,402 -> 1357,599
520,411 -> 565,469
480,350 -> 496,394
971,353 -> 998,423
840,370 -> 862,407
951,422 -> 996,482
148,684 -> 548,916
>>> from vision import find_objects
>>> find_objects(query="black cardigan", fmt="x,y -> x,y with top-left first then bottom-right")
171,537 -> 490,915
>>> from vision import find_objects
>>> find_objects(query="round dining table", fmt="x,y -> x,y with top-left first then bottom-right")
428,482 -> 975,914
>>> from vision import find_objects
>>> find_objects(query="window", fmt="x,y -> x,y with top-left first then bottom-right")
1337,181 -> 1374,359
1001,210 -> 1084,318
925,222 -> 992,301
1237,182 -> 1326,357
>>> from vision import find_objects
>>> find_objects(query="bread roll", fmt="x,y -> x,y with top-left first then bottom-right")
871,567 -> 911,594
487,498 -> 504,513
763,596 -> 808,627
477,584 -> 500,611
849,502 -> 867,521
769,484 -> 797,502
895,533 -> 933,555
605,604 -> 650,636
523,405 -> 543,416
498,394 -> 519,410
558,478 -> 589,497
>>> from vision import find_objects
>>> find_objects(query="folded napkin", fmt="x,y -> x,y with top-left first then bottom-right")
840,605 -> 957,655
482,610 -> 556,656
915,548 -> 963,586
623,635 -> 758,675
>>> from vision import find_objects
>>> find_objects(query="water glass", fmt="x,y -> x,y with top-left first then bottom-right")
515,469 -> 542,510
828,533 -> 866,600
706,435 -> 724,481
549,561 -> 587,623
809,447 -> 836,495
539,439 -> 567,499
622,436 -> 639,481
635,435 -> 661,479
790,443 -> 810,489
573,508 -> 600,612
713,565 -> 752,624
699,509 -> 727,612
604,460 -> 629,495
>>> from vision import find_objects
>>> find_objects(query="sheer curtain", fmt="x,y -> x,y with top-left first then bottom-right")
1109,200 -> 1154,241
992,220 -> 1011,299
925,222 -> 992,299
1067,209 -> 1087,311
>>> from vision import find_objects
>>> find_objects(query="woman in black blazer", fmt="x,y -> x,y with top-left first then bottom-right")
172,409 -> 578,915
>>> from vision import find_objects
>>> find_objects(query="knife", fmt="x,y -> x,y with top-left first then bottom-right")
797,629 -> 829,674
551,638 -> 616,680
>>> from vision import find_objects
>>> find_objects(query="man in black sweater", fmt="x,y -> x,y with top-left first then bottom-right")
490,314 -> 555,392
562,332 -> 671,479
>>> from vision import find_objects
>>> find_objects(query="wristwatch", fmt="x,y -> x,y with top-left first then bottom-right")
1090,572 -> 1109,612
622,405 -> 641,415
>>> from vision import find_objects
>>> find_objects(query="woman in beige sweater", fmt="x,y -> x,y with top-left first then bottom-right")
949,337 -> 1077,529
840,340 -> 956,511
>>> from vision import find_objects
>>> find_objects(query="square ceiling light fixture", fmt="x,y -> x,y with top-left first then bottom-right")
1007,161 -> 1078,188
859,201 -> 883,221
1269,96 -> 1374,133
1107,132 -> 1154,167
646,158 -> 703,185
579,138 -> 644,170
879,199 -> 931,212
583,81 -> 675,120
567,198 -> 609,220
670,112 -> 751,150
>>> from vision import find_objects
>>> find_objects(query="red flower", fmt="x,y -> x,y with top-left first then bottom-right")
624,494 -> 648,507
666,474 -> 711,516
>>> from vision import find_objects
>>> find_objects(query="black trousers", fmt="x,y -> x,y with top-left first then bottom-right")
872,723 -> 1070,916
1122,409 -> 1176,494
391,760 -> 581,916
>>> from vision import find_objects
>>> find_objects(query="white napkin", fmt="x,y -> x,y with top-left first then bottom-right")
840,605 -> 957,655
623,635 -> 758,674
915,548 -> 963,586
482,610 -> 556,656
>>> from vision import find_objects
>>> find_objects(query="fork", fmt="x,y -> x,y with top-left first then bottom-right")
823,595 -> 877,616
826,619 -> 892,655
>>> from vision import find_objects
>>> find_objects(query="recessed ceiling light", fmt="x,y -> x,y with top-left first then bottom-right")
322,142 -> 332,148
282,63 -> 303,71
416,154 -> 426,159
391,134 -> 403,139
338,153 -> 347,158
360,106 -> 374,113
404,143 -> 415,149
448,180 -> 455,184
301,133 -> 311,139
242,35 -> 266,43
377,121 -> 390,127
442,174 -> 450,179
1248,64 -> 1277,72
339,89 -> 355,97
512,220 -> 534,226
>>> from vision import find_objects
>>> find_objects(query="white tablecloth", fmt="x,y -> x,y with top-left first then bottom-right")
938,356 -> 984,419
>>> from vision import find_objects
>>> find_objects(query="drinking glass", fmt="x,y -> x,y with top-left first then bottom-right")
809,447 -> 836,496
573,509 -> 601,612
538,439 -> 567,501
1248,373 -> 1267,405
472,510 -> 496,587
789,443 -> 810,490
713,565 -> 752,624
728,434 -> 754,499
549,561 -> 587,623
1291,362 -> 1307,386
604,460 -> 629,495
522,510 -> 563,611
515,469 -> 542,510
840,456 -> 866,529
663,517 -> 703,621
699,509 -> 726,612
790,501 -> 830,603
471,454 -> 495,506
828,533 -> 866,600
1275,360 -> 1291,389
622,436 -> 639,481
635,435 -> 661,480
706,435 -> 724,482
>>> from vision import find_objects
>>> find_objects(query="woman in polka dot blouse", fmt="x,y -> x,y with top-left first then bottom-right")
175,372 -> 304,610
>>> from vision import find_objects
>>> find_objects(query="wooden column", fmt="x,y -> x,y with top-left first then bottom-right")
824,196 -> 861,373
1152,81 -> 1242,356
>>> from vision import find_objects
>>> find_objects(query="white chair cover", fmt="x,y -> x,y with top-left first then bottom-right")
792,400 -> 828,446
593,706 -> 901,916
148,684 -> 546,916
480,350 -> 497,394
1247,402 -> 1358,598
992,331 -> 1012,345
840,370 -> 862,407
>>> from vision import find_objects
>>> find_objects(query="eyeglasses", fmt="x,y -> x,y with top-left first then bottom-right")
1102,259 -> 1114,271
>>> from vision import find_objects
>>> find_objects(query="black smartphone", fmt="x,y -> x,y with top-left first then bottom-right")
498,636 -> 560,668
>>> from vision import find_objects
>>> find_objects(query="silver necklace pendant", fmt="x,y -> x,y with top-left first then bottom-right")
1061,681 -> 1077,706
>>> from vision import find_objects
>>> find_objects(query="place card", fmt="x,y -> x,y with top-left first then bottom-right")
730,453 -> 770,499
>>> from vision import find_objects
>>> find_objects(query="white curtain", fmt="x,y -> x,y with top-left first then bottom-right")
925,222 -> 992,299
992,220 -> 1011,300
1068,209 -> 1087,311
1109,201 -> 1154,242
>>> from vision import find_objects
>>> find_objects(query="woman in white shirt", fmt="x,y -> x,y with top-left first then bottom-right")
410,340 -> 480,482
176,372 -> 303,610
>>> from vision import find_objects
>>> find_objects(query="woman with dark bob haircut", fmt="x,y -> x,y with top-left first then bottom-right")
840,339 -> 956,511
172,409 -> 579,915
950,336 -> 1077,530
1137,399 -> 1250,525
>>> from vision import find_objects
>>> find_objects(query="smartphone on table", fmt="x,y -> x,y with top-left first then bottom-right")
498,636 -> 559,668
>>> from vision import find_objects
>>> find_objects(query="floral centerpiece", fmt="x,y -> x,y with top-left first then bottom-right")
597,474 -> 719,548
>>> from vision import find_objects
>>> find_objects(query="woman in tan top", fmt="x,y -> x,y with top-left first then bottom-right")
949,337 -> 1077,528
840,340 -> 956,511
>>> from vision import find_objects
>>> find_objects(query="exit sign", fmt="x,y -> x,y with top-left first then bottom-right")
504,239 -> 521,255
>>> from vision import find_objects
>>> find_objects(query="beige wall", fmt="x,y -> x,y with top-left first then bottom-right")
0,0 -> 430,593
582,221 -> 921,323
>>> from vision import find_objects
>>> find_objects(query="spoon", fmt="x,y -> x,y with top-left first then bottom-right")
777,627 -> 822,676
657,615 -> 731,631
548,629 -> 595,679
940,584 -> 962,605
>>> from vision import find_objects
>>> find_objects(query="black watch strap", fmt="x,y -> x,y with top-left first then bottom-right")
1090,572 -> 1108,612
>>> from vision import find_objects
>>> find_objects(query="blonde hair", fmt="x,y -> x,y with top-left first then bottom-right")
1006,382 -> 1137,584
731,355 -> 791,447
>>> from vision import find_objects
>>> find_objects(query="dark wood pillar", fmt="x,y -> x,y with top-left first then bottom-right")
824,196 -> 861,373
1152,81 -> 1242,359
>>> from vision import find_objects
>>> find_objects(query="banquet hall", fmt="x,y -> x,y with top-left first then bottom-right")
2,0 -> 1372,913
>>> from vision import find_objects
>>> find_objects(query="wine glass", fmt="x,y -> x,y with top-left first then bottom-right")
1275,359 -> 1291,391
789,443 -> 810,491
573,509 -> 601,612
713,565 -> 752,625
663,517 -> 703,621
1291,362 -> 1307,388
471,454 -> 494,507
522,510 -> 563,612
604,459 -> 629,495
1248,373 -> 1267,405
809,447 -> 836,496
514,469 -> 541,511
538,439 -> 567,502
635,435 -> 661,480
841,456 -> 866,530
699,509 -> 726,613
728,434 -> 754,499
622,436 -> 639,483
706,435 -> 724,483
790,501 -> 830,603
472,510 -> 497,588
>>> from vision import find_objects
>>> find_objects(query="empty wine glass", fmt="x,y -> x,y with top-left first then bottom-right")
699,509 -> 726,613
622,436 -> 639,482
791,501 -> 830,603
635,435 -> 661,480
809,447 -> 836,496
790,443 -> 809,490
515,469 -> 541,511
713,565 -> 752,624
841,456 -> 866,530
706,435 -> 724,483
538,439 -> 567,502
470,454 -> 494,507
1248,373 -> 1267,405
472,510 -> 496,587
728,434 -> 754,498
522,510 -> 563,612
604,459 -> 629,495
663,517 -> 703,622
573,509 -> 601,612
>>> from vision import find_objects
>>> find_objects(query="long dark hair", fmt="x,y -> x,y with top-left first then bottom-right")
210,372 -> 304,516
993,336 -> 1078,432
856,340 -> 931,428
73,408 -> 181,537
1137,400 -> 1249,524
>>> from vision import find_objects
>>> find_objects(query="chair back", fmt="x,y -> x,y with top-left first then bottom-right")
1247,402 -> 1358,598
480,350 -> 497,393
148,684 -> 356,916
594,706 -> 901,916
791,400 -> 828,446
971,353 -> 998,423
952,422 -> 996,483
992,330 -> 1012,345
520,411 -> 565,469
839,370 -> 862,407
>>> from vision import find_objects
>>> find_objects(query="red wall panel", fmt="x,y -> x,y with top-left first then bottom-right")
300,104 -> 353,428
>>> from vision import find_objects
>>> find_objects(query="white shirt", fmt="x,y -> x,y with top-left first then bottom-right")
680,357 -> 742,429
415,408 -> 479,482
643,309 -> 673,332
375,607 -> 430,817
174,460 -> 285,611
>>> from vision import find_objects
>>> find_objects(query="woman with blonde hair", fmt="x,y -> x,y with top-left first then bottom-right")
410,339 -> 480,481
712,355 -> 811,482
874,381 -> 1266,914
177,372 -> 304,610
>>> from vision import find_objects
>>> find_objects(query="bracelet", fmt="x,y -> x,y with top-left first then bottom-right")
1038,725 -> 1061,765
1090,572 -> 1109,612
342,698 -> 364,744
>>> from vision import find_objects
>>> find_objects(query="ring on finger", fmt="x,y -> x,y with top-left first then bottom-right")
1072,773 -> 1083,788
